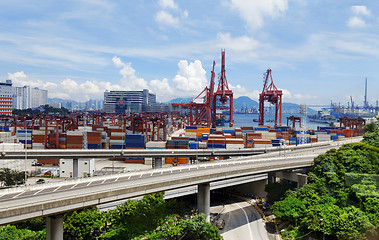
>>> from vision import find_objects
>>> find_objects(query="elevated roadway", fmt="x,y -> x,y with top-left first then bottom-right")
0,137 -> 362,240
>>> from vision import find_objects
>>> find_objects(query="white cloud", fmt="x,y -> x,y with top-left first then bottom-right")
158,0 -> 178,10
228,83 -> 259,100
7,71 -> 127,102
173,60 -> 207,95
154,0 -> 188,29
150,78 -> 173,101
228,0 -> 288,30
112,56 -> 148,90
216,32 -> 260,53
351,6 -> 371,16
347,16 -> 366,28
155,11 -> 180,27
282,89 -> 317,103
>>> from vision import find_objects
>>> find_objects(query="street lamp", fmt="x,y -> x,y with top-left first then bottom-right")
320,218 -> 325,240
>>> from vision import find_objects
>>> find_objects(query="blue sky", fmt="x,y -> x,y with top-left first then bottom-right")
0,0 -> 378,107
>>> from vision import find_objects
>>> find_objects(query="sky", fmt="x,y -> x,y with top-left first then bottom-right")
0,0 -> 378,107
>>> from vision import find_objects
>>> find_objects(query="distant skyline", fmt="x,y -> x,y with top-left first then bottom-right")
0,1 -> 378,106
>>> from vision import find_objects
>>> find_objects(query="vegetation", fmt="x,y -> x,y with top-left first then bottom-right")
0,168 -> 25,187
0,193 -> 222,240
272,123 -> 379,240
0,225 -> 45,240
12,105 -> 69,116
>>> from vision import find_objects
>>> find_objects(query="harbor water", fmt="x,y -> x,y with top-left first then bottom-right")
232,113 -> 332,130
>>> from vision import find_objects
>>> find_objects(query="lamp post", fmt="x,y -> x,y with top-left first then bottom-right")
320,218 -> 325,240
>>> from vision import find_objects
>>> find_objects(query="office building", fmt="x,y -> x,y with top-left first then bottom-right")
104,89 -> 156,113
0,80 -> 14,115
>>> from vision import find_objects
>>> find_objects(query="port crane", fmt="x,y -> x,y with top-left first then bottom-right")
172,50 -> 234,128
212,50 -> 233,127
258,69 -> 283,127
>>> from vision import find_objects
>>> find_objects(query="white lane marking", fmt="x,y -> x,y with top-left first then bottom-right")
196,166 -> 198,169
180,169 -> 182,172
0,194 -> 5,198
53,186 -> 61,192
188,168 -> 191,171
128,175 -> 131,180
101,179 -> 107,184
71,183 -> 78,189
87,181 -> 92,186
161,171 -> 163,174
150,172 -> 154,176
33,189 -> 44,195
235,202 -> 254,240
170,170 -> 173,173
114,177 -> 119,182
12,191 -> 24,199
139,174 -> 143,178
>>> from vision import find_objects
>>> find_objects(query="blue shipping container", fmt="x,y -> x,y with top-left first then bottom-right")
88,144 -> 101,149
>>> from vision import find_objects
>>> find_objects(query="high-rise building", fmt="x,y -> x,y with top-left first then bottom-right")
13,85 -> 48,110
104,89 -> 156,113
0,80 -> 13,115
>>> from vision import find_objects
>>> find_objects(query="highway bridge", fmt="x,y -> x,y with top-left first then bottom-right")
0,137 -> 362,240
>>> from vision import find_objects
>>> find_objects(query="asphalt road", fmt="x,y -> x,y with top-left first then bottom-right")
215,200 -> 269,240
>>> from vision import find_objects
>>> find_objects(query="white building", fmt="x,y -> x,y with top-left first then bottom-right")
59,158 -> 96,178
13,85 -> 48,109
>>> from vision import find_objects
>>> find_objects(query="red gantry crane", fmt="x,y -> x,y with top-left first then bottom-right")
258,69 -> 282,127
212,50 -> 233,127
189,61 -> 215,127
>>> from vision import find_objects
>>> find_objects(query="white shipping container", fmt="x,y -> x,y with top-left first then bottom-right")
111,132 -> 126,137
226,144 -> 244,149
146,141 -> 166,149
67,131 -> 83,136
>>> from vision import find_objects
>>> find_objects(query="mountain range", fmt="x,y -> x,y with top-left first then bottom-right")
169,96 -> 316,114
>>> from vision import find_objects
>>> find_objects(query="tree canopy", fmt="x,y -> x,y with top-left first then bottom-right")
0,193 -> 222,240
273,125 -> 379,240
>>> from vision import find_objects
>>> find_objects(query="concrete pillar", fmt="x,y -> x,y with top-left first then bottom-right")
153,157 -> 163,169
197,183 -> 210,222
297,174 -> 307,189
46,214 -> 63,240
73,158 -> 78,178
268,172 -> 276,184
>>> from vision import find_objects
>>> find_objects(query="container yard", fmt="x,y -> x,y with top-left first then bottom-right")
0,112 -> 366,169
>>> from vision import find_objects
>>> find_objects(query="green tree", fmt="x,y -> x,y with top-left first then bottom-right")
265,182 -> 296,204
103,193 -> 176,239
335,206 -> 374,240
364,122 -> 378,133
64,207 -> 106,240
0,168 -> 25,187
272,197 -> 305,226
0,225 -> 45,240
140,213 -> 222,240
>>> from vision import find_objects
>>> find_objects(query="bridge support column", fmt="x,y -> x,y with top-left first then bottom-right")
46,214 -> 63,240
268,172 -> 276,184
73,158 -> 78,178
197,183 -> 210,222
153,157 -> 163,169
297,173 -> 307,189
